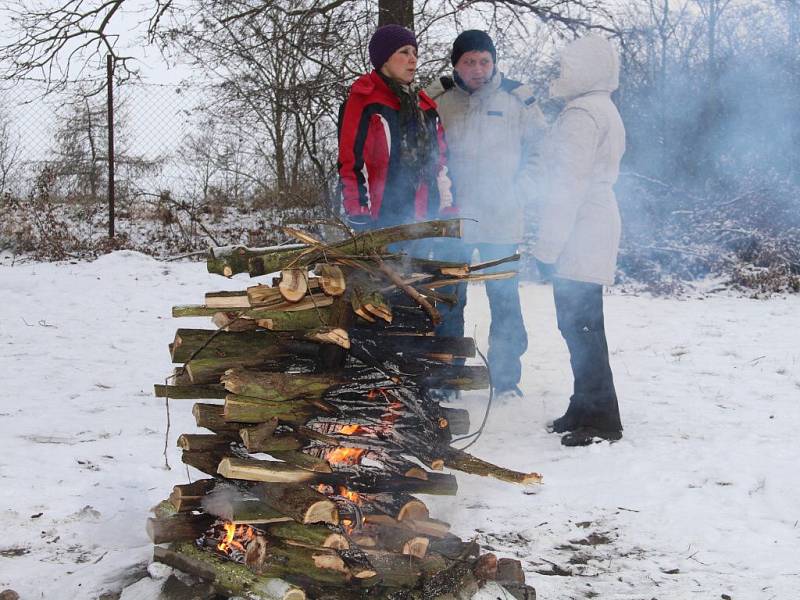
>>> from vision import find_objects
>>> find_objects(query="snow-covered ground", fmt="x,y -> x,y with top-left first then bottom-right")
1,252 -> 798,599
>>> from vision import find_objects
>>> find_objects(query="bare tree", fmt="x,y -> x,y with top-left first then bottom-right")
0,107 -> 21,196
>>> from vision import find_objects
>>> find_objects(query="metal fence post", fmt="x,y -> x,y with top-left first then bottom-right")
107,54 -> 116,238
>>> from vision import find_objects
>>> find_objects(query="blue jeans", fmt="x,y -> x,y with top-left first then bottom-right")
431,239 -> 528,391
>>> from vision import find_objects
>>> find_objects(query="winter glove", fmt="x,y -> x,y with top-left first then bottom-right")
436,166 -> 455,213
535,259 -> 556,282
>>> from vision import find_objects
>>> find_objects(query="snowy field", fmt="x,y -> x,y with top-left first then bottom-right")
0,251 -> 798,599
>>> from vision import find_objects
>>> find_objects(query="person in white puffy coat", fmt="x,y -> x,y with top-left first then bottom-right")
533,35 -> 626,446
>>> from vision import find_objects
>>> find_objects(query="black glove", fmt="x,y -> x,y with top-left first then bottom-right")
535,259 -> 556,282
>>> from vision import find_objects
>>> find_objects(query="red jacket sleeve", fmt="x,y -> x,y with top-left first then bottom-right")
337,92 -> 371,217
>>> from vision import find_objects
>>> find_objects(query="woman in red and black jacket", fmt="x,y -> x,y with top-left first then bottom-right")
338,25 -> 453,229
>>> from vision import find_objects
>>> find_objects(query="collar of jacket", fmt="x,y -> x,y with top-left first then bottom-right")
452,68 -> 503,99
350,70 -> 437,111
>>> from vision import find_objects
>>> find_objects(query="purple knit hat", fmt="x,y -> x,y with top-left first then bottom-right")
368,25 -> 417,70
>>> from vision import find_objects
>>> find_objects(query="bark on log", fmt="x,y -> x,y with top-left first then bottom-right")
183,449 -> 231,477
222,369 -> 340,402
146,512 -> 214,544
253,483 -> 339,525
205,497 -> 294,525
193,402 -> 247,434
177,433 -> 232,452
439,448 -> 543,486
154,543 -> 308,600
154,383 -> 227,399
223,395 -> 321,425
262,522 -> 349,550
171,329 -> 298,363
240,420 -> 304,453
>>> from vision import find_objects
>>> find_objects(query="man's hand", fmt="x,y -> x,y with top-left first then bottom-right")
536,259 -> 556,282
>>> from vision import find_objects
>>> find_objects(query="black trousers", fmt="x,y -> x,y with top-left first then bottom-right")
553,277 -> 622,429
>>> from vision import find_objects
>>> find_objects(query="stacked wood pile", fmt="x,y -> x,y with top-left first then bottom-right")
149,219 -> 540,600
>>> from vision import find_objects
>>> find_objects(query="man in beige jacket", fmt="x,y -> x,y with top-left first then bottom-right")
426,30 -> 546,399
534,35 -> 626,446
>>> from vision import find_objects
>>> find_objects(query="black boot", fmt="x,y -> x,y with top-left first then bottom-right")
560,393 -> 622,446
547,395 -> 586,433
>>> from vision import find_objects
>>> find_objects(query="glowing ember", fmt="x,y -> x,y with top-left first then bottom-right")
327,446 -> 366,466
216,521 -> 256,556
339,424 -> 367,435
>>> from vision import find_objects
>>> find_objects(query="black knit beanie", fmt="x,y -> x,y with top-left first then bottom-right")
451,30 -> 496,66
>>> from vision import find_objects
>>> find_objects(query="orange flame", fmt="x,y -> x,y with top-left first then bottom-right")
216,522 -> 256,555
338,485 -> 362,504
327,446 -> 366,466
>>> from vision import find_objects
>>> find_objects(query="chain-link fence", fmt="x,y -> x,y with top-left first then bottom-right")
0,65 -> 335,259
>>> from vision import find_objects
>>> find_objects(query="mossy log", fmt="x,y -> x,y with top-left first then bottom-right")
203,494 -> 294,525
171,329 -> 297,363
262,522 -> 349,550
254,483 -> 339,525
222,369 -> 341,402
223,394 -> 321,425
207,244 -> 305,278
193,402 -> 248,434
184,356 -> 307,385
172,306 -> 334,332
182,449 -> 231,477
154,543 -> 308,599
